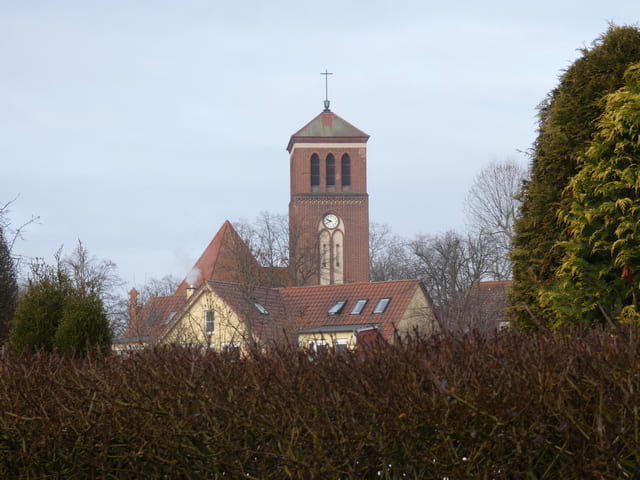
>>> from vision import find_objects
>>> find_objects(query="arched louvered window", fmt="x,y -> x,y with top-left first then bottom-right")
311,154 -> 320,192
326,154 -> 335,192
341,154 -> 351,192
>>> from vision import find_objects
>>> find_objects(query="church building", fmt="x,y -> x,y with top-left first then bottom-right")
116,97 -> 438,352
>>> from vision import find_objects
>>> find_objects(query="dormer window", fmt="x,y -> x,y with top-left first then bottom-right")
373,298 -> 391,314
350,299 -> 368,314
328,300 -> 347,315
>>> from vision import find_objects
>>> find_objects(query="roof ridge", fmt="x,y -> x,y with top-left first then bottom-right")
279,278 -> 419,291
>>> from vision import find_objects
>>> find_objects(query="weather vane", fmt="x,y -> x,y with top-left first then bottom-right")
321,69 -> 333,111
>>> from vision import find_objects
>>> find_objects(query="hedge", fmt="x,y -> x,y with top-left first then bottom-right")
0,328 -> 639,478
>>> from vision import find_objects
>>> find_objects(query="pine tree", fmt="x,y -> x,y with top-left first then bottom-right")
542,63 -> 640,326
0,227 -> 18,346
510,25 -> 640,328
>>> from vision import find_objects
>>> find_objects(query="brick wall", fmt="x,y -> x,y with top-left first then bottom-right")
289,145 -> 370,285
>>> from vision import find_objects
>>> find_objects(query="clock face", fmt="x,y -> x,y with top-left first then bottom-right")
323,214 -> 339,229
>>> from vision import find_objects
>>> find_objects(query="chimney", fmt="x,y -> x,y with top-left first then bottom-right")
186,286 -> 196,299
129,288 -> 139,321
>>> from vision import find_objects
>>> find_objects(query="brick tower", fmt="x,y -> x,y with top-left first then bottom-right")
287,100 -> 370,285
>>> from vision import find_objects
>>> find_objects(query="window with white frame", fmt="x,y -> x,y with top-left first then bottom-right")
205,310 -> 214,335
308,339 -> 329,353
333,339 -> 349,354
221,341 -> 241,352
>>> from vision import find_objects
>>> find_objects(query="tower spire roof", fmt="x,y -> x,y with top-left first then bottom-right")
286,111 -> 369,152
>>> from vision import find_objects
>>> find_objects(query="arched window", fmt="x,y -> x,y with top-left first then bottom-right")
341,154 -> 351,192
326,154 -> 335,192
310,154 -> 320,192
333,230 -> 344,284
319,230 -> 330,285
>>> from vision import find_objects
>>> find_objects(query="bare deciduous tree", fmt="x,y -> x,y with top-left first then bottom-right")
464,158 -> 528,280
410,230 -> 496,333
236,211 -> 319,287
62,240 -> 125,336
1,196 -> 40,278
236,212 -> 289,270
369,222 -> 416,281
137,275 -> 181,303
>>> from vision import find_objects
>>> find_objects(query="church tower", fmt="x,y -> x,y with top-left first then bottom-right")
287,100 -> 370,285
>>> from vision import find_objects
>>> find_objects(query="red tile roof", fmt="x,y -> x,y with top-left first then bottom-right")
279,279 -> 425,341
119,279 -> 435,346
174,221 -> 260,295
118,295 -> 187,344
206,281 -> 293,346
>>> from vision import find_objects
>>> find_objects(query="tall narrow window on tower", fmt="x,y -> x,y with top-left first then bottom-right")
319,230 -> 330,285
341,154 -> 351,192
333,230 -> 344,284
311,154 -> 320,192
326,154 -> 335,192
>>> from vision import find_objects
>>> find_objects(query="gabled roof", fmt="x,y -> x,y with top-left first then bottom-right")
206,281 -> 291,346
118,295 -> 187,344
279,279 -> 425,341
174,221 -> 259,295
286,111 -> 369,152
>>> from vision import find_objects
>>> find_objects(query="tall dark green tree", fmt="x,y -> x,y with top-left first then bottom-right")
55,293 -> 112,355
542,63 -> 640,326
510,25 -> 640,328
10,261 -> 70,353
0,227 -> 18,346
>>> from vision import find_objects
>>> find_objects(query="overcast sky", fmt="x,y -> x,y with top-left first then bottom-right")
2,1 -> 638,290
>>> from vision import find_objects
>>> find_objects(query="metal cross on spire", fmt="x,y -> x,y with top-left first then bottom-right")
321,69 -> 333,111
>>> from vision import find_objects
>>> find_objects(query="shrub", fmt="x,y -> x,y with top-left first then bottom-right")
55,293 -> 112,355
9,271 -> 69,353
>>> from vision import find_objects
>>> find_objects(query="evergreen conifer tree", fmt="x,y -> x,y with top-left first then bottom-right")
542,64 -> 640,325
0,227 -> 18,346
510,25 -> 640,327
10,265 -> 70,353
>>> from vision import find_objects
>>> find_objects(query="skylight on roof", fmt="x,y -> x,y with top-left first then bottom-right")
350,299 -> 368,315
254,301 -> 269,315
163,311 -> 177,325
373,297 -> 391,314
328,300 -> 347,315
